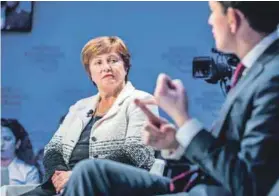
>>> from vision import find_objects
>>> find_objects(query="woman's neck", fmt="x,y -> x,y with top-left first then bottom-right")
99,82 -> 125,99
95,96 -> 117,116
96,83 -> 125,116
1,157 -> 15,167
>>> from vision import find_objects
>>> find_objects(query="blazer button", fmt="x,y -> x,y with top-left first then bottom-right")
91,136 -> 97,141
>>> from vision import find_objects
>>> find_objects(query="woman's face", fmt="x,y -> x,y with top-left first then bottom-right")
89,52 -> 127,93
1,127 -> 18,160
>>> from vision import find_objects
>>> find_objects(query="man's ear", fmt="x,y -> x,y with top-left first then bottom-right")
15,139 -> 21,150
227,7 -> 243,34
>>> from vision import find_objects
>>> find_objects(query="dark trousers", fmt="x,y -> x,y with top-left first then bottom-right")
20,178 -> 57,196
62,159 -> 171,196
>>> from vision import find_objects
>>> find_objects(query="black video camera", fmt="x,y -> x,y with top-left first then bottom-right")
192,48 -> 239,93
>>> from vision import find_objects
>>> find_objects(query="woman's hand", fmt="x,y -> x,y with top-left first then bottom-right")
51,170 -> 72,194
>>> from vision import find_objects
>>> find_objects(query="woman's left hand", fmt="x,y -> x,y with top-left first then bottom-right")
51,170 -> 72,194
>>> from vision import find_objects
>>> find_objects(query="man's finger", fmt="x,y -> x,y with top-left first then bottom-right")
155,73 -> 175,95
134,99 -> 161,127
135,98 -> 157,105
172,79 -> 185,94
156,73 -> 172,89
160,123 -> 176,133
145,124 -> 160,136
143,124 -> 161,145
144,124 -> 166,143
143,131 -> 158,146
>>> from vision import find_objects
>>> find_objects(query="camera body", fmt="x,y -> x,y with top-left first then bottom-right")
192,48 -> 239,84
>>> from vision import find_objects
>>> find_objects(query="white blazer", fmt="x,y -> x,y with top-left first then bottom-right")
44,82 -> 158,180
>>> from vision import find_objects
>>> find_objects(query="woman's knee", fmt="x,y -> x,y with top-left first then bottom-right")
73,159 -> 111,174
72,159 -> 96,173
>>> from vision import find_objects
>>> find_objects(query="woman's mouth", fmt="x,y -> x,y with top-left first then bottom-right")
102,74 -> 114,79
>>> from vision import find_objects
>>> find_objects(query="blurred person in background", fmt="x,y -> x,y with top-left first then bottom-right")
1,118 -> 40,185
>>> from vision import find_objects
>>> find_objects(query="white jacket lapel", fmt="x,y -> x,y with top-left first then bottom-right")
62,95 -> 99,149
93,82 -> 135,129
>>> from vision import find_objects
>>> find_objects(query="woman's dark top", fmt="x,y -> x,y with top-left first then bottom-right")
68,116 -> 102,169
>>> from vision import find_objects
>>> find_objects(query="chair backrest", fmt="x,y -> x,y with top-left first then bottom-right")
1,167 -> 10,186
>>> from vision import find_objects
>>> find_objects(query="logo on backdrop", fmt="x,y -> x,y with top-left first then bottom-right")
25,44 -> 65,73
1,86 -> 29,117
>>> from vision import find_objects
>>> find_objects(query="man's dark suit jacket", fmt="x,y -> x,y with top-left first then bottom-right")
184,39 -> 279,196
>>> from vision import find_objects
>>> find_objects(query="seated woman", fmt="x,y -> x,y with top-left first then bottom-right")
1,118 -> 40,185
23,36 -> 158,195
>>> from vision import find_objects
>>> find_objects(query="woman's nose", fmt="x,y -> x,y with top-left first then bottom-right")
102,62 -> 112,71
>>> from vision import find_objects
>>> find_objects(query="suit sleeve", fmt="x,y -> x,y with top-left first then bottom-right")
184,76 -> 279,196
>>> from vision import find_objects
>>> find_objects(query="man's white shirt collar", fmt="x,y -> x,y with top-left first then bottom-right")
242,29 -> 279,70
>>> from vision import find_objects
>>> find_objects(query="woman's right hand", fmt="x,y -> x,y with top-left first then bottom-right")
51,170 -> 72,194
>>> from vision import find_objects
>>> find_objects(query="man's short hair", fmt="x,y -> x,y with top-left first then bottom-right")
219,1 -> 279,34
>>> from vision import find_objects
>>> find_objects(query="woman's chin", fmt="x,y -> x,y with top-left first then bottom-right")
100,82 -> 117,90
102,80 -> 116,86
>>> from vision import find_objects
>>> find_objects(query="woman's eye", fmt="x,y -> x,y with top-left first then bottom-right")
109,58 -> 118,64
95,61 -> 102,65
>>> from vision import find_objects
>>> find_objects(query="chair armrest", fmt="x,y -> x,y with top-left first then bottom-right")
149,158 -> 166,176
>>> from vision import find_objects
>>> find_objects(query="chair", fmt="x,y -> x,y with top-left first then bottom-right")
149,158 -> 166,176
0,184 -> 39,196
